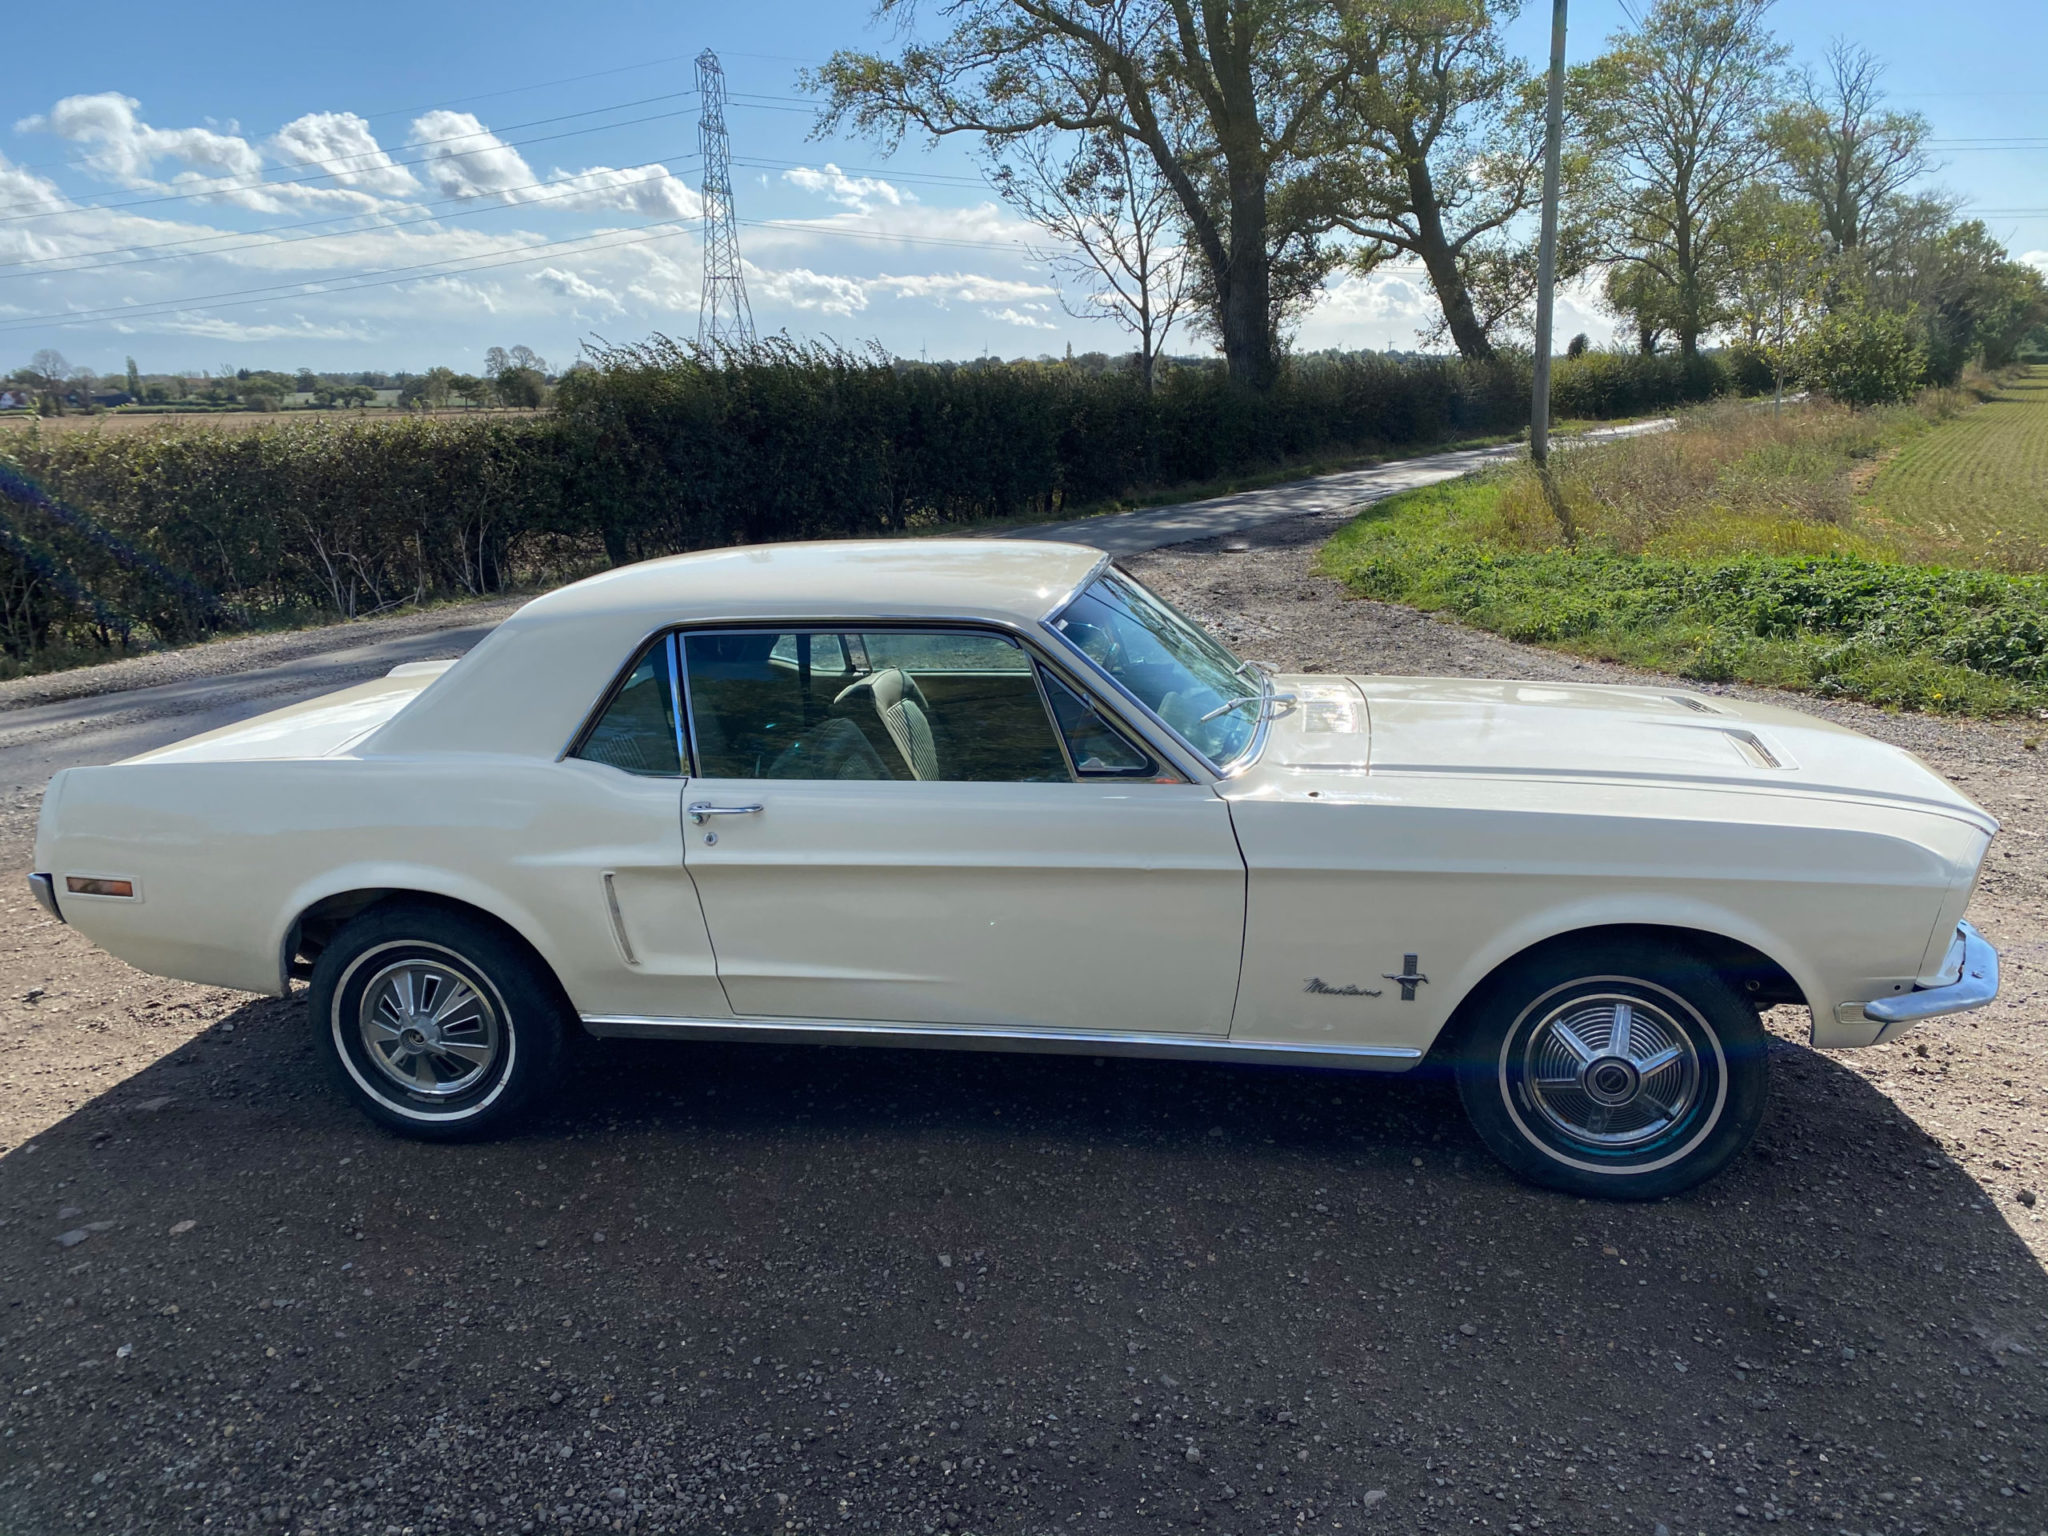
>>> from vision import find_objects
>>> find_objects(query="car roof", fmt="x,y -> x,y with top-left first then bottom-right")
507,537 -> 1108,631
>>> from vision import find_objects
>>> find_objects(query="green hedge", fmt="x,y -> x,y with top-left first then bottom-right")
0,343 -> 1733,670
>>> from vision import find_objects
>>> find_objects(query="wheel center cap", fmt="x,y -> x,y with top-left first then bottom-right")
400,1024 -> 434,1052
1583,1055 -> 1641,1106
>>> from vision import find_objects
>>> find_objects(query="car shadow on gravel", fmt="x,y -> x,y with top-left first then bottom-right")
4,995 -> 2045,1536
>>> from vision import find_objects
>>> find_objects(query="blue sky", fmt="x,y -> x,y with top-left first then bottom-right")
3,0 -> 2042,378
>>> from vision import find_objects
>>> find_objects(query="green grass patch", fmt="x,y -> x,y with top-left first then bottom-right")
1864,366 -> 2048,569
1316,473 -> 2048,717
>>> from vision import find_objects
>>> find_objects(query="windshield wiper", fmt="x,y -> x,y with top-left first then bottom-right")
1200,692 -> 1264,722
1199,685 -> 1299,724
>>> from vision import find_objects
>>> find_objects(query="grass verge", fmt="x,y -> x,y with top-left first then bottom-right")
1316,389 -> 2048,718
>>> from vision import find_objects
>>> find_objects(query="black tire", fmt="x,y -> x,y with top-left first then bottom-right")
1450,939 -> 1768,1199
308,901 -> 569,1141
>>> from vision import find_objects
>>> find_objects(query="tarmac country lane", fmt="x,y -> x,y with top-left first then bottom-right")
0,501 -> 2043,1533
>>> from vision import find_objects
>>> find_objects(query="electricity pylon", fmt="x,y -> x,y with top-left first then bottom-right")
696,48 -> 757,351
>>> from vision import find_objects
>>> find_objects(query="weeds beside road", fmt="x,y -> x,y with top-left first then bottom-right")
1319,370 -> 2048,716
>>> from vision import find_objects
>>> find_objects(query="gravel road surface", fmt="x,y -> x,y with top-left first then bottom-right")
1,464 -> 2043,1536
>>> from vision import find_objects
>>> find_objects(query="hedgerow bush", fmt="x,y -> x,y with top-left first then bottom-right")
0,341 -> 1734,672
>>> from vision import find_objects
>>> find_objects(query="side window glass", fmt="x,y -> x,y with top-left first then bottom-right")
574,638 -> 683,777
1040,669 -> 1162,778
683,628 -> 1071,783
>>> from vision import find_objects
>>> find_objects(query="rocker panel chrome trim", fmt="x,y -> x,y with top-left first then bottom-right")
578,1014 -> 1424,1070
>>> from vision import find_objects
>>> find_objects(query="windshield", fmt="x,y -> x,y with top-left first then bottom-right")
1051,568 -> 1262,768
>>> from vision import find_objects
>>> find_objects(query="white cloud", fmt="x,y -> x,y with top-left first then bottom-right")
0,150 -> 72,218
270,112 -> 418,197
407,110 -> 697,218
750,266 -> 873,317
533,266 -> 624,314
2023,250 -> 2047,277
989,306 -> 1057,331
783,163 -> 912,214
870,272 -> 1052,305
20,93 -> 261,189
745,265 -> 1056,319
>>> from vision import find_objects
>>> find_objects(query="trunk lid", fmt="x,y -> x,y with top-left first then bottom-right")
122,661 -> 457,765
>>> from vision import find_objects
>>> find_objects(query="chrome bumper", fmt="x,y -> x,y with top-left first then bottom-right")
27,872 -> 62,923
1863,921 -> 1997,1025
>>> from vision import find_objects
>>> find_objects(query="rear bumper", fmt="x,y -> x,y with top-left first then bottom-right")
1863,922 -> 1997,1026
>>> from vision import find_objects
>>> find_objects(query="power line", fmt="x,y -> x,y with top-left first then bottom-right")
0,156 -> 701,280
0,93 -> 702,225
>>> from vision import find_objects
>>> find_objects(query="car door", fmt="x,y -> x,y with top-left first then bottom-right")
556,632 -> 731,1021
677,624 -> 1247,1035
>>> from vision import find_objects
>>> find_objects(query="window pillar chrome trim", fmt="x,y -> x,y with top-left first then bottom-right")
666,632 -> 691,776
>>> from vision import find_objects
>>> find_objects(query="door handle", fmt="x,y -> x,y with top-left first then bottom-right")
687,802 -> 764,825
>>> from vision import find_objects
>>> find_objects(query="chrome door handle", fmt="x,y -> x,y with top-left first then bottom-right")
687,802 -> 764,825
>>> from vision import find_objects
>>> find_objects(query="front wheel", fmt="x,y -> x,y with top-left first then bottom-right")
308,902 -> 569,1140
1451,940 -> 1768,1199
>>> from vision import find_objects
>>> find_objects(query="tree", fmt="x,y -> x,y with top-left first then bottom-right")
808,0 -> 1375,389
1325,0 -> 1567,359
483,346 -> 512,380
492,366 -> 547,408
508,345 -> 548,376
1857,204 -> 2048,382
1721,185 -> 1828,405
449,374 -> 486,409
1578,0 -> 1789,356
1802,301 -> 1923,406
991,130 -> 1193,389
124,357 -> 141,397
25,349 -> 68,392
1766,41 -> 1928,254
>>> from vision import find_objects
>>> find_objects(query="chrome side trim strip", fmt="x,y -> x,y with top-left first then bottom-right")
578,1013 -> 1424,1070
1863,921 -> 1998,1024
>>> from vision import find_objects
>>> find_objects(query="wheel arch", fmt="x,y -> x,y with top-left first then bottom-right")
279,875 -> 570,1008
1426,921 -> 1804,1067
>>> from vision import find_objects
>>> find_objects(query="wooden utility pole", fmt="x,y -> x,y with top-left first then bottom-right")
1530,0 -> 1569,467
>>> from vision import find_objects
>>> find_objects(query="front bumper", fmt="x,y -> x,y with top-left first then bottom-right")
27,873 -> 61,923
1863,921 -> 1998,1025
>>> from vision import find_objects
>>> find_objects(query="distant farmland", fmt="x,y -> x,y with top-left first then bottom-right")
1866,366 -> 2048,570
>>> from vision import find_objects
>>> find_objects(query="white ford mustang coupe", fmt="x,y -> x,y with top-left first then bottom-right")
32,540 -> 1999,1197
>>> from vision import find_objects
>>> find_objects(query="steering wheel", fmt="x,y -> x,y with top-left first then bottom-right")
1061,620 -> 1125,678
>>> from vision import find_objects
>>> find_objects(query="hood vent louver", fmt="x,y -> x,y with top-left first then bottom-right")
1726,730 -> 1783,769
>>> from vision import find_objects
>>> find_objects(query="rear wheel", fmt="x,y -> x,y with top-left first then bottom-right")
309,903 -> 569,1140
1451,940 -> 1768,1199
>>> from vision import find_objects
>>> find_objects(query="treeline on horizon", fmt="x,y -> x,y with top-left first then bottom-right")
0,342 -> 1729,670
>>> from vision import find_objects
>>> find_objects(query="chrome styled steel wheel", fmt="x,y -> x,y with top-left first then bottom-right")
1520,992 -> 1702,1150
358,958 -> 503,1098
1453,940 -> 1769,1199
310,905 -> 568,1141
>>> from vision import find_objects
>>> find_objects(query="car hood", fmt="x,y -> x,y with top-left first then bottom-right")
1240,674 -> 1996,832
